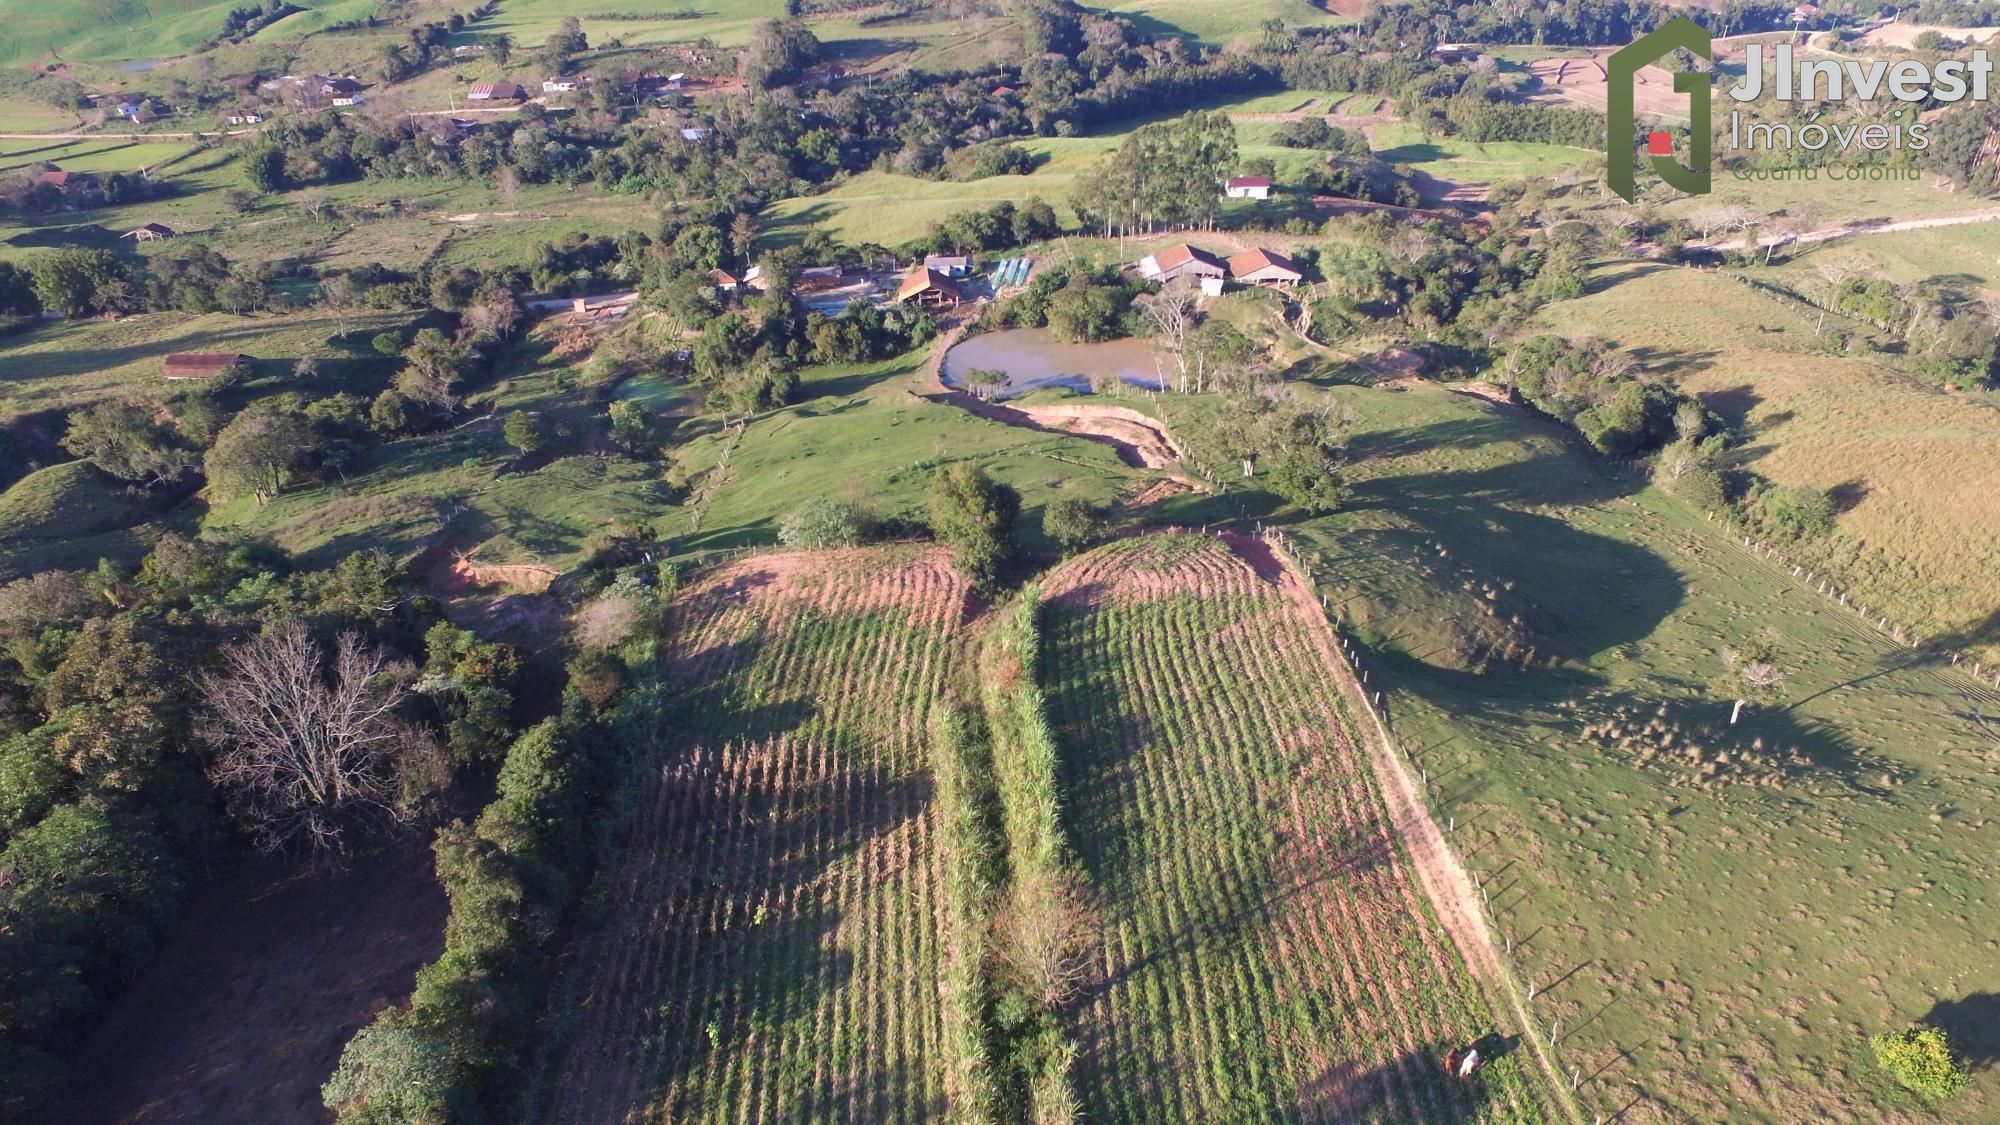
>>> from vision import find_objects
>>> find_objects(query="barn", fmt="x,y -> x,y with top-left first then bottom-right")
1138,244 -> 1228,286
897,268 -> 961,309
1228,247 -> 1305,288
162,353 -> 249,381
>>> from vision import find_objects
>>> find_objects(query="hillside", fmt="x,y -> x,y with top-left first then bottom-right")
542,545 -> 971,1121
1039,534 -> 1548,1121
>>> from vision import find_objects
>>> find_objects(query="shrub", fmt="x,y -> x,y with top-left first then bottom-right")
778,497 -> 865,549
1042,495 -> 1109,554
321,1024 -> 467,1125
1757,483 -> 1835,543
1871,1026 -> 1969,1104
928,463 -> 1019,590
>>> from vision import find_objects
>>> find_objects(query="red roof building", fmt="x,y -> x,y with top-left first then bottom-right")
162,353 -> 249,380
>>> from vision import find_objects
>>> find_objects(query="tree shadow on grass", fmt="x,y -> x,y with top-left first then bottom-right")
1920,993 -> 2000,1071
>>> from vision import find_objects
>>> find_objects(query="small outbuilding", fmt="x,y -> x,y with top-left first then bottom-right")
122,223 -> 176,242
923,254 -> 972,278
163,353 -> 249,381
1224,176 -> 1273,200
468,81 -> 526,102
1138,244 -> 1228,286
897,268 -> 961,309
708,268 -> 740,293
1228,247 -> 1305,288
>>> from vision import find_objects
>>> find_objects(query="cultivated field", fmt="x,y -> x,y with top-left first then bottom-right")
1038,534 -> 1544,1122
544,546 -> 970,1122
1195,379 -> 2000,1121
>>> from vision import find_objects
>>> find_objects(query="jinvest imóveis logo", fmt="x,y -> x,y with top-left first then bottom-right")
1607,17 -> 1711,201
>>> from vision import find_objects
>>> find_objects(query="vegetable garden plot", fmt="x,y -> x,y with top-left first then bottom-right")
1039,535 -> 1545,1123
548,547 -> 969,1123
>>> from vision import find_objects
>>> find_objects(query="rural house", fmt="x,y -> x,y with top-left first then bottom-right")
225,111 -> 264,125
162,353 -> 249,381
923,254 -> 972,278
542,76 -> 585,93
897,268 -> 961,309
122,223 -> 176,242
1224,176 -> 1272,200
1228,247 -> 1304,288
468,81 -> 526,102
37,169 -> 102,205
1139,244 -> 1228,286
708,268 -> 740,293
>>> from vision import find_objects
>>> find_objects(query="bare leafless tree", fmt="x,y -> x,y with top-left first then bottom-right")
1142,280 -> 1198,391
1000,872 -> 1094,1010
198,624 -> 434,860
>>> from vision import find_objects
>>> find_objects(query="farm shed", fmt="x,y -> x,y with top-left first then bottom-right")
162,353 -> 249,381
122,223 -> 176,242
897,268 -> 961,309
1139,244 -> 1228,286
468,82 -> 526,102
1228,247 -> 1304,288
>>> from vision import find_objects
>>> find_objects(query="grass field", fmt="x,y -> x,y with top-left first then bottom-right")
1538,260 -> 2000,661
1039,534 -> 1545,1121
1369,122 -> 1599,189
0,0 -> 245,67
1102,0 -> 1347,43
544,544 -> 969,1120
767,91 -> 1359,246
664,353 -> 1140,560
1173,378 -> 2000,1121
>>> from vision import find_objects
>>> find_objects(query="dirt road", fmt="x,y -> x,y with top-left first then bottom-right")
1701,206 -> 2000,250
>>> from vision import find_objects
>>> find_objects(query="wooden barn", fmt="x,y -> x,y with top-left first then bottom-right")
897,268 -> 961,309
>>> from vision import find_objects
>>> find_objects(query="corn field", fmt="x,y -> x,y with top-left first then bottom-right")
547,547 -> 969,1123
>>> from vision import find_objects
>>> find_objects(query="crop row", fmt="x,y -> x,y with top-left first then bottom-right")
1039,535 -> 1543,1123
549,549 -> 968,1122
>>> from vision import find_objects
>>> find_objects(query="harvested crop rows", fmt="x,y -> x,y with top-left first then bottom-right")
1039,535 -> 1544,1123
549,546 -> 970,1123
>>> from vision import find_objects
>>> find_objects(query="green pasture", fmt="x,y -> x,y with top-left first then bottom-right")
1538,260 -> 2000,658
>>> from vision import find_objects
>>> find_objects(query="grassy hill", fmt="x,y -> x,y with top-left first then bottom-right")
0,0 -> 253,68
1538,261 -> 2000,662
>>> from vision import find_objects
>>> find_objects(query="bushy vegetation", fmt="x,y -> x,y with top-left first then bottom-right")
1870,1026 -> 1971,1104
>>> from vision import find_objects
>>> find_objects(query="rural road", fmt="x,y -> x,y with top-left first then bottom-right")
1701,206 -> 2000,250
0,129 -> 255,140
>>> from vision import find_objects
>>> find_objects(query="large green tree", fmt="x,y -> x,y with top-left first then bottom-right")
928,463 -> 1020,590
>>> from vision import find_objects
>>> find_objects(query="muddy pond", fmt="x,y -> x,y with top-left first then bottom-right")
939,328 -> 1164,398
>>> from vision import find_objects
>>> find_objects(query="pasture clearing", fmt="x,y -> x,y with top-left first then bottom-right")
1208,378 -> 2000,1121
1370,123 -> 1598,191
1038,534 -> 1546,1122
542,545 -> 970,1121
767,91 -> 1351,245
664,354 -> 1139,560
1100,0 -> 1348,43
1538,260 -> 2000,660
0,307 -> 414,417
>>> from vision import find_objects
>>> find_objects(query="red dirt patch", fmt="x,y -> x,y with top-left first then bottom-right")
68,844 -> 446,1125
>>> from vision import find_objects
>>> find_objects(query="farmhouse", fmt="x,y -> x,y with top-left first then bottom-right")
542,76 -> 585,93
225,111 -> 264,125
162,353 -> 249,381
468,81 -> 526,102
1228,247 -> 1304,288
897,268 -> 961,309
923,254 -> 972,277
708,268 -> 740,293
1139,244 -> 1228,286
1435,42 -> 1481,63
1224,176 -> 1272,200
122,223 -> 176,242
37,169 -> 101,205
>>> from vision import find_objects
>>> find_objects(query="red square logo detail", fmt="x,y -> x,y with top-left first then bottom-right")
1647,131 -> 1674,156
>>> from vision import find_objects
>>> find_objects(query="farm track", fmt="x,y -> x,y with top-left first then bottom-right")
1038,535 -> 1545,1122
547,547 -> 967,1123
